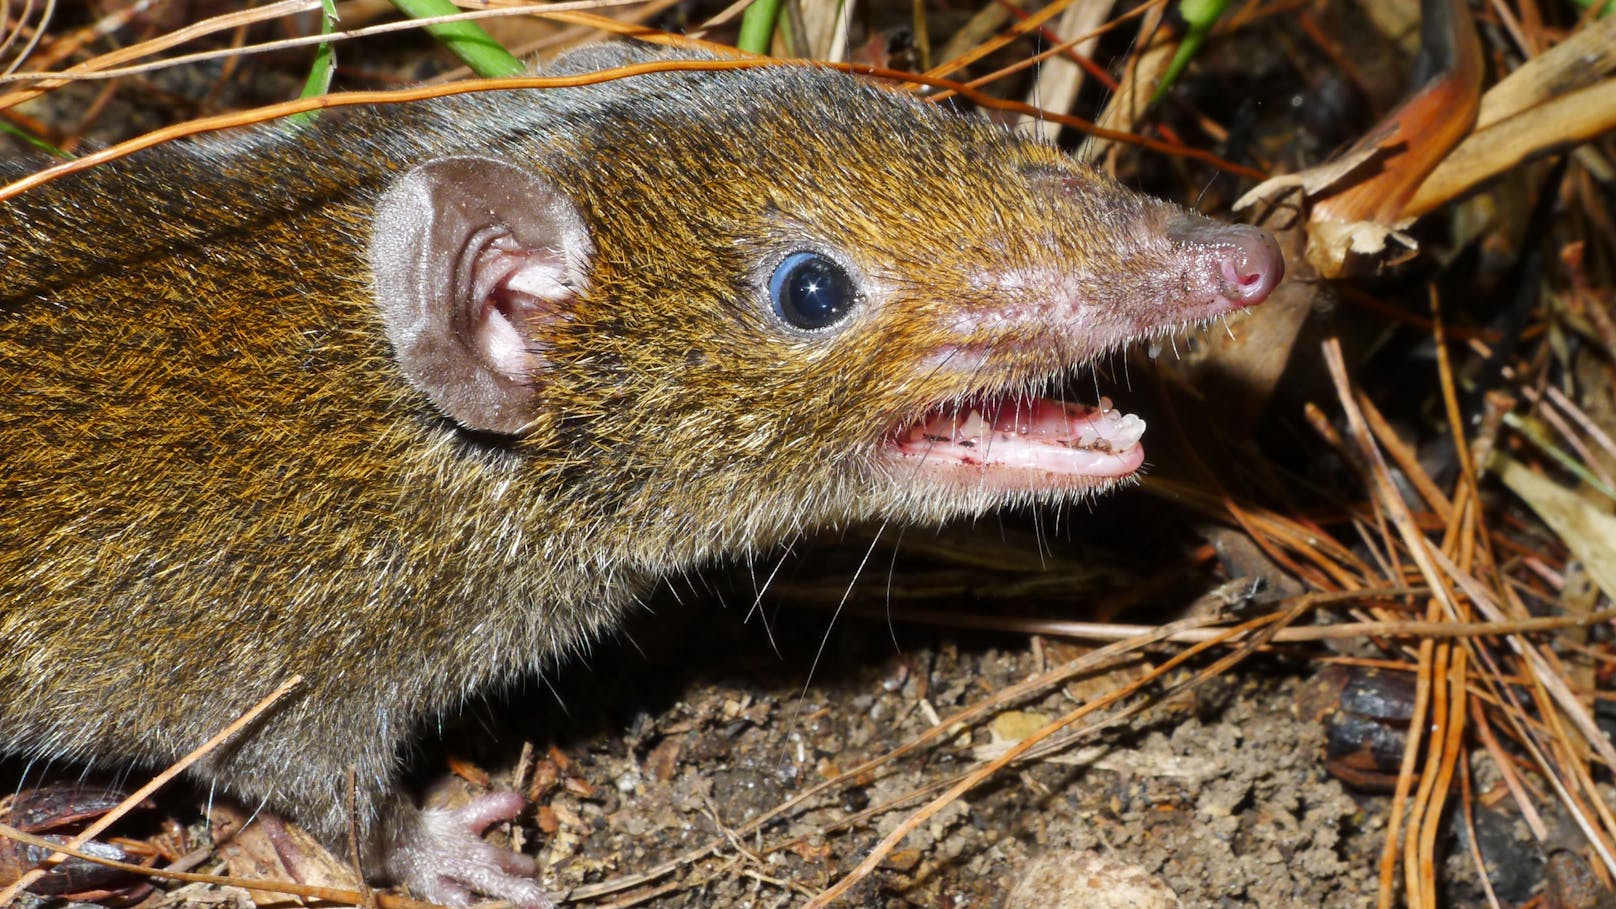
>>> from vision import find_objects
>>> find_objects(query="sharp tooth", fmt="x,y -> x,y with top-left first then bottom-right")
1097,396 -> 1113,414
958,409 -> 988,440
1147,339 -> 1163,360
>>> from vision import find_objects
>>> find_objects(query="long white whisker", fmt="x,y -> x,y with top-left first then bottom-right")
884,526 -> 908,653
747,537 -> 800,658
781,522 -> 891,763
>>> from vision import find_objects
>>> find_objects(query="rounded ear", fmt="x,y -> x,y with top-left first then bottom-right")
370,156 -> 592,434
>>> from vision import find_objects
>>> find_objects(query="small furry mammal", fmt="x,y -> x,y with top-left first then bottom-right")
0,42 -> 1281,906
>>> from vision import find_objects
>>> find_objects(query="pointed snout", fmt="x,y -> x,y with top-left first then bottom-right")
1169,219 -> 1286,309
1219,224 -> 1284,307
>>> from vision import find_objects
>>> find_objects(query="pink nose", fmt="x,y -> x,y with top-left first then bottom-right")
1219,224 -> 1284,307
1168,218 -> 1285,309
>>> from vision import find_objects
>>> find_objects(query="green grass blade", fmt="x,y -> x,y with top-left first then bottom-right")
391,0 -> 526,78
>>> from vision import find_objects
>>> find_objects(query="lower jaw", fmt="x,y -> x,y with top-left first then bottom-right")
876,446 -> 1145,498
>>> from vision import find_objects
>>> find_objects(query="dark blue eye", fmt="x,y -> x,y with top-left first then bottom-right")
768,252 -> 858,331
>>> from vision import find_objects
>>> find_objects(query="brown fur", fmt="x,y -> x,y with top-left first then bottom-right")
0,43 -> 1273,895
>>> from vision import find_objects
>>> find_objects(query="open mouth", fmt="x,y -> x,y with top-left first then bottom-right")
887,394 -> 1147,490
877,219 -> 1283,494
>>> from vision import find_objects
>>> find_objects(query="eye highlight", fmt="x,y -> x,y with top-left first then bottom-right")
768,251 -> 859,331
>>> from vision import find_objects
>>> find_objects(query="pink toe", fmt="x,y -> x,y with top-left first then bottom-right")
449,791 -> 528,833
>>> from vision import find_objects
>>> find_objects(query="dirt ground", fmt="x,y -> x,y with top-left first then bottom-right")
498,584 -> 1393,908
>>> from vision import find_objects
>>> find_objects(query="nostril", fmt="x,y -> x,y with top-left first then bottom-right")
1223,257 -> 1260,288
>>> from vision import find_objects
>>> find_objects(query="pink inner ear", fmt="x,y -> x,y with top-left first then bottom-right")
472,244 -> 574,380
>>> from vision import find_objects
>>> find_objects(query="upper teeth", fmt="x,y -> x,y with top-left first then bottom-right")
1111,413 -> 1146,448
957,410 -> 989,440
911,401 -> 1147,451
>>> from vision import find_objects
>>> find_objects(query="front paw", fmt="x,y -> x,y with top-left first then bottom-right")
387,792 -> 551,908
